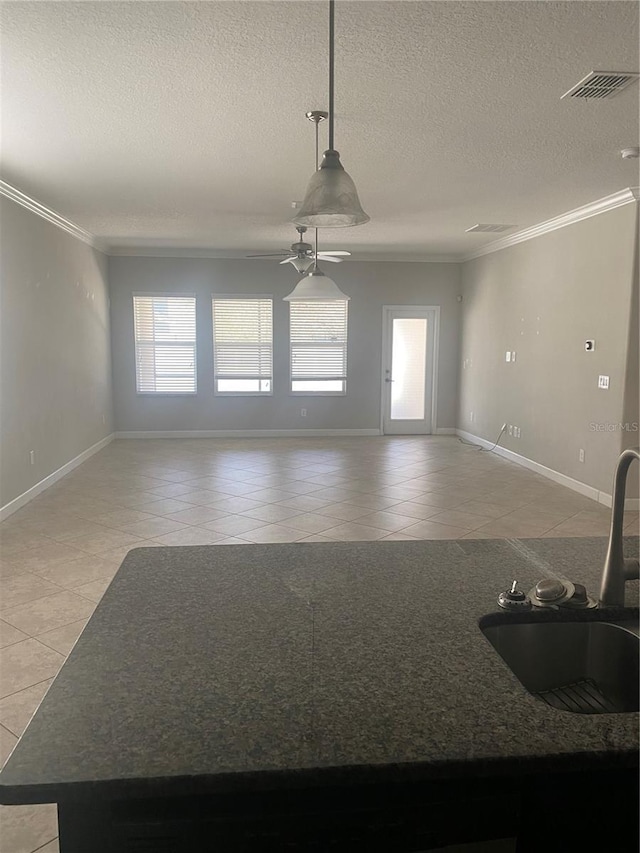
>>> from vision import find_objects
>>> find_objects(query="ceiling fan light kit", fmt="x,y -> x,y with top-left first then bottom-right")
293,0 -> 369,229
284,256 -> 315,273
247,224 -> 349,268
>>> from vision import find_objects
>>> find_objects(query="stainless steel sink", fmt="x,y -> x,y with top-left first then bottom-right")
481,619 -> 639,714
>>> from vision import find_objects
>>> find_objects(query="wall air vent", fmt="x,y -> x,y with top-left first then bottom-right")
561,71 -> 640,100
465,224 -> 514,234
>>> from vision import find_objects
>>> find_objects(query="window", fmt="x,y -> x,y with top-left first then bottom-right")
212,298 -> 273,394
289,300 -> 348,394
133,295 -> 196,394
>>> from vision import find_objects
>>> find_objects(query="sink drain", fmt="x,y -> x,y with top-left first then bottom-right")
535,679 -> 620,714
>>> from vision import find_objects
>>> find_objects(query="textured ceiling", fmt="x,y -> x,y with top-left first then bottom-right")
1,1 -> 638,258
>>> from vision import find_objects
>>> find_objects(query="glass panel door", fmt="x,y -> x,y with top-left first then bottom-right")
390,318 -> 427,420
382,307 -> 437,434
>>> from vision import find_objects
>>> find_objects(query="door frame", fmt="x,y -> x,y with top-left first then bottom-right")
379,305 -> 440,435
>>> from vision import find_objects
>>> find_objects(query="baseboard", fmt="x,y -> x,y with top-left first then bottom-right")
0,433 -> 114,522
114,428 -> 382,439
597,495 -> 639,511
435,428 -> 457,435
455,429 -> 637,511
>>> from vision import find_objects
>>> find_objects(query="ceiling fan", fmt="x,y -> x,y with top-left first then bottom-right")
247,225 -> 350,273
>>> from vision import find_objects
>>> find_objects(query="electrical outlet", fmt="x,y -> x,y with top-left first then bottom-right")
29,450 -> 35,465
300,408 -> 307,417
511,351 -> 517,363
508,425 -> 513,436
579,448 -> 585,463
598,375 -> 610,390
515,427 -> 521,438
505,351 -> 511,363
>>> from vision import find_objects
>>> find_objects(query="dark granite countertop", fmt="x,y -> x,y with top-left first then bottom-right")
0,536 -> 638,805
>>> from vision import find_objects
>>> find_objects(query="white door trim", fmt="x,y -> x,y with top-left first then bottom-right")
380,305 -> 440,435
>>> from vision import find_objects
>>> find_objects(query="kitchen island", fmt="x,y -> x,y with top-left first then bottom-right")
1,537 -> 638,851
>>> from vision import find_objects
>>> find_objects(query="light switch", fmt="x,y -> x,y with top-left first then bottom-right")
598,375 -> 610,390
506,351 -> 511,363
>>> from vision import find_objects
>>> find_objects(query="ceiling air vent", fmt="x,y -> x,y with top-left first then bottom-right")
561,71 -> 640,100
465,224 -> 513,234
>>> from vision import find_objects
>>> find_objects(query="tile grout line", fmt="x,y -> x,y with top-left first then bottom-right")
0,676 -> 54,704
30,838 -> 59,853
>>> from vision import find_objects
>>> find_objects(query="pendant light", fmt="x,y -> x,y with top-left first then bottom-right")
285,112 -> 350,301
293,0 -> 369,228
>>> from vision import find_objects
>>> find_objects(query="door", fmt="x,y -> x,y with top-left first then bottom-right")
381,307 -> 438,435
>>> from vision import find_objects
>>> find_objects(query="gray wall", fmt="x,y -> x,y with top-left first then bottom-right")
3,198 -> 636,504
0,198 -> 113,508
458,202 -> 638,496
621,208 -> 639,497
108,257 -> 461,433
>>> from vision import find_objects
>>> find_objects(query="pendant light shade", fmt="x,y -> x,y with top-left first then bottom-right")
293,149 -> 370,228
283,266 -> 350,301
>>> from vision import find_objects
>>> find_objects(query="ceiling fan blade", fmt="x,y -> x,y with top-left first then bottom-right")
317,254 -> 342,263
319,250 -> 351,256
279,257 -> 296,265
246,252 -> 289,258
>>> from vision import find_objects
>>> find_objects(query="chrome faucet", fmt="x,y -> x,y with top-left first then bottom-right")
600,447 -> 640,607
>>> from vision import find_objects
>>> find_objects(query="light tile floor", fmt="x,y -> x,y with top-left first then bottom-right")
0,436 -> 637,852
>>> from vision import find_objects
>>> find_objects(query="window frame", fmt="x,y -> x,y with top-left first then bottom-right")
132,292 -> 198,396
212,295 -> 274,397
289,300 -> 348,397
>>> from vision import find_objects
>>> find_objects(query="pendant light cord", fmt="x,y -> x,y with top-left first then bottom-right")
328,0 -> 335,150
314,114 -> 320,268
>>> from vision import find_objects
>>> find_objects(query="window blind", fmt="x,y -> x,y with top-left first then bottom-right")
133,295 -> 196,394
212,298 -> 273,394
290,300 -> 348,392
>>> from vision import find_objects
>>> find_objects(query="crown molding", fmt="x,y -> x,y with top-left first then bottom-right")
3,178 -> 637,264
0,180 -> 107,250
107,245 -> 460,263
462,187 -> 639,262
109,247 -> 253,258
